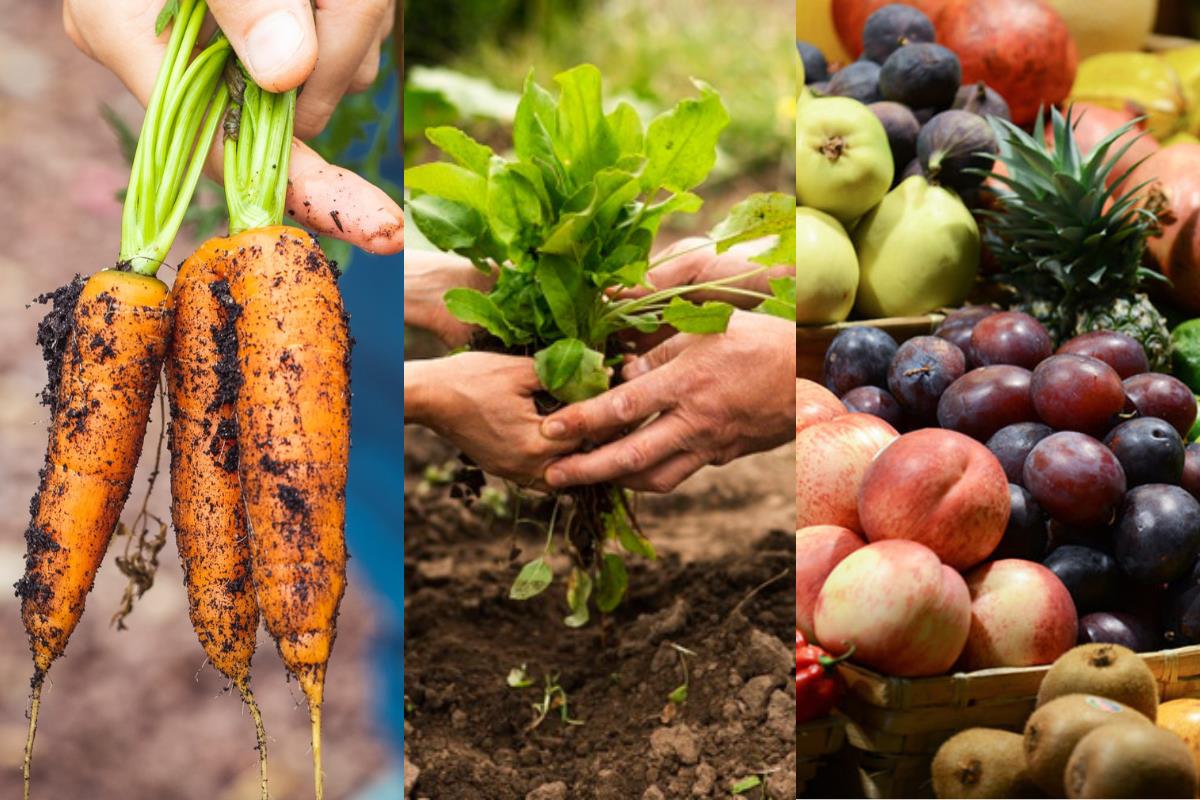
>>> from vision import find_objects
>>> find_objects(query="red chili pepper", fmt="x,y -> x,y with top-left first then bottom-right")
796,629 -> 854,725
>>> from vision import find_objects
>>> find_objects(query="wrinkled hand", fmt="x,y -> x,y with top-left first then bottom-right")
404,252 -> 496,348
405,353 -> 581,486
540,311 -> 796,493
64,0 -> 402,254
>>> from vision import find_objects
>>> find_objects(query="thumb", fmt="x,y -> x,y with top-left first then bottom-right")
622,333 -> 696,381
208,0 -> 318,92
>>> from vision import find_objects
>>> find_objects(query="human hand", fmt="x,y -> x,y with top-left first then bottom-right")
540,311 -> 796,493
405,353 -> 581,486
404,252 -> 497,348
64,0 -> 402,254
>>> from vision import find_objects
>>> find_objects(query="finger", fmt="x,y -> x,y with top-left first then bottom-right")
540,368 -> 675,441
208,0 -> 318,92
295,0 -> 391,138
619,451 -> 708,493
347,39 -> 383,94
622,334 -> 697,380
544,414 -> 690,488
67,2 -> 166,105
285,140 -> 404,253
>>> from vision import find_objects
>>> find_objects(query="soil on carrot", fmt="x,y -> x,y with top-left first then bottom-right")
403,421 -> 796,800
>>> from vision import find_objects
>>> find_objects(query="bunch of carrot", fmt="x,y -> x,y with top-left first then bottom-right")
18,3 -> 351,799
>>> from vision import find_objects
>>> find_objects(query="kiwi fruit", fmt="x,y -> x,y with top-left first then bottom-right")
931,728 -> 1039,799
1065,723 -> 1197,798
1024,694 -> 1153,796
1037,643 -> 1158,719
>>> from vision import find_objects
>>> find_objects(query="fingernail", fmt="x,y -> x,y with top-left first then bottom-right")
246,11 -> 305,84
545,467 -> 565,486
542,420 -> 566,438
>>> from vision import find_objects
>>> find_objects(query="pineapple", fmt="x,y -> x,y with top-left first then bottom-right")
982,106 -> 1171,370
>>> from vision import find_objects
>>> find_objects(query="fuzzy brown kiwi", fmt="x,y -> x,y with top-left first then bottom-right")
1065,722 -> 1198,798
1024,694 -> 1153,796
931,728 -> 1040,799
1037,643 -> 1158,719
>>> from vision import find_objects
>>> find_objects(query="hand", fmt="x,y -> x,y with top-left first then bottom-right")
404,252 -> 497,348
405,353 -> 581,486
540,311 -> 796,493
64,0 -> 402,254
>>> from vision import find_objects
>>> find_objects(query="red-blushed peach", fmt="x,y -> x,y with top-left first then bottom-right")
797,413 -> 899,531
858,428 -> 1010,570
814,540 -> 971,677
797,378 -> 847,436
796,525 -> 867,640
959,559 -> 1078,670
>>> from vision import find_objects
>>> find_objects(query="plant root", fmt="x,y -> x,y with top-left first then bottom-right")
23,673 -> 43,800
310,702 -> 323,800
237,681 -> 269,800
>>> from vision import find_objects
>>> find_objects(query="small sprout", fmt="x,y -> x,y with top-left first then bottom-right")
506,664 -> 534,689
526,673 -> 583,731
666,642 -> 698,707
730,775 -> 762,794
478,485 -> 511,519
421,462 -> 456,487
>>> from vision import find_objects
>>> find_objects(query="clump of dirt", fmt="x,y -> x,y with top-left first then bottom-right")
32,274 -> 85,410
403,429 -> 796,800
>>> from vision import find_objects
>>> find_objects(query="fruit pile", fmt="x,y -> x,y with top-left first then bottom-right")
933,643 -> 1200,799
798,306 -> 1200,677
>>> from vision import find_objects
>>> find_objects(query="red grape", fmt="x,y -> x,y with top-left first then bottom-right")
1124,373 -> 1198,437
936,365 -> 1036,440
887,336 -> 966,424
1056,331 -> 1149,379
1031,354 -> 1126,435
1023,431 -> 1127,527
969,311 -> 1053,369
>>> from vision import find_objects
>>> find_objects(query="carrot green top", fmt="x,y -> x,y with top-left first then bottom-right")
120,0 -> 230,275
222,64 -> 296,234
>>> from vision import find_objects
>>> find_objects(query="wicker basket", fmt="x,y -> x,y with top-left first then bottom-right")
835,644 -> 1200,798
797,713 -> 847,795
797,316 -> 943,382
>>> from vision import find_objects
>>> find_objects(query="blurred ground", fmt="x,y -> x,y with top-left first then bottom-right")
0,3 -> 391,798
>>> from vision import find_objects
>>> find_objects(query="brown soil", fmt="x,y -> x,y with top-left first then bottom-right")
402,423 -> 796,800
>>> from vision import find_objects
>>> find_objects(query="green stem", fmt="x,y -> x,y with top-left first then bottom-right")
598,264 -> 772,326
223,61 -> 296,234
119,2 -> 231,274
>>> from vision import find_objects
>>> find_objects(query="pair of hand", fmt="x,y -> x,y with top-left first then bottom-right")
65,0 -> 402,254
404,245 -> 796,493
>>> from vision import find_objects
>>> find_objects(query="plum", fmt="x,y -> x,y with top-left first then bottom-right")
1024,432 -> 1126,528
991,483 -> 1048,560
970,311 -> 1052,369
987,421 -> 1053,486
1124,373 -> 1198,438
1043,545 -> 1119,614
1166,560 -> 1200,646
827,61 -> 883,104
841,385 -> 905,429
868,101 -> 920,180
1184,443 -> 1200,500
1078,612 -> 1160,652
822,326 -> 899,397
879,43 -> 961,111
934,306 -> 998,364
937,365 -> 1037,442
886,335 -> 966,424
917,110 -> 999,192
1057,331 -> 1149,379
1103,417 -> 1185,488
797,41 -> 829,84
952,81 -> 1012,122
862,4 -> 936,64
1114,484 -> 1200,584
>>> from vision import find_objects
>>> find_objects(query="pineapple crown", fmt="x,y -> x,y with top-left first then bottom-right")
979,106 -> 1163,315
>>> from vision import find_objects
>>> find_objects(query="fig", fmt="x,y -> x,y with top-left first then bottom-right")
798,41 -> 829,85
828,60 -> 883,104
879,43 -> 961,110
953,81 -> 1012,122
868,101 -> 920,180
809,81 -> 831,97
862,4 -> 935,65
917,110 -> 998,192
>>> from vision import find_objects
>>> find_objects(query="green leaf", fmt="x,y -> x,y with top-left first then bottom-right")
607,101 -> 644,157
488,164 -> 546,246
631,192 -> 704,241
731,776 -> 763,794
708,192 -> 795,253
408,194 -> 485,252
534,338 -> 586,391
640,81 -> 729,193
610,509 -> 656,558
593,169 -> 642,232
405,162 -> 488,211
155,0 -> 181,35
426,126 -> 495,175
535,255 -> 585,338
668,684 -> 688,704
510,558 -> 554,600
444,288 -> 517,346
755,276 -> 796,321
513,71 -> 560,165
553,64 -> 620,186
564,567 -> 593,628
595,554 -> 628,613
662,297 -> 735,334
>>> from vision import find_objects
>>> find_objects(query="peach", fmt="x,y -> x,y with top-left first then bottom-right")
960,559 -> 1078,670
796,413 -> 898,531
796,525 -> 866,640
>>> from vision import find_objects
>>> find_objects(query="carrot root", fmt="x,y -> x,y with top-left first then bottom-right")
311,702 -> 323,800
23,675 -> 43,800
237,681 -> 269,800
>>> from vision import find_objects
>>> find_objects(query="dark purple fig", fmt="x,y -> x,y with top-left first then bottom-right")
862,4 -> 936,64
912,107 -> 936,125
809,80 -> 831,97
879,43 -> 961,110
917,110 -> 998,191
798,41 -> 829,84
827,61 -> 882,104
868,101 -> 920,179
1078,611 -> 1160,652
952,81 -> 1012,122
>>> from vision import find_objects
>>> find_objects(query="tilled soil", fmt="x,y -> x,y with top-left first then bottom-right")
403,428 -> 796,799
